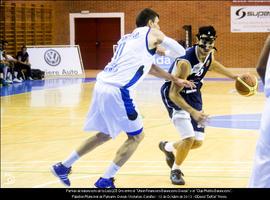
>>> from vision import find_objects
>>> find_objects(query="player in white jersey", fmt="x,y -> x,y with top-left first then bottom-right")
51,8 -> 194,188
249,35 -> 270,188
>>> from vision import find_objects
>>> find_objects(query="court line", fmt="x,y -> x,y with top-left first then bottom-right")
1,169 -> 249,188
2,116 -> 170,121
1,169 -> 250,174
1,122 -> 173,145
1,160 -> 252,164
32,174 -> 99,188
1,165 -> 251,169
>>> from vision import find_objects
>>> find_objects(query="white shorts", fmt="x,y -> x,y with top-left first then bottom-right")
249,97 -> 270,188
84,81 -> 143,139
172,110 -> 205,141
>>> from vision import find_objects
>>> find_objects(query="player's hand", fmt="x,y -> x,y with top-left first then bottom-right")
191,110 -> 209,124
156,45 -> 166,56
233,74 -> 240,81
174,78 -> 196,89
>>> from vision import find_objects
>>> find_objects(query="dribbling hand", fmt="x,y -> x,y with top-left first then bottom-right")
174,78 -> 196,89
191,110 -> 209,127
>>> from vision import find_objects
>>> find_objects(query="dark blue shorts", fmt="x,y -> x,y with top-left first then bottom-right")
161,82 -> 204,133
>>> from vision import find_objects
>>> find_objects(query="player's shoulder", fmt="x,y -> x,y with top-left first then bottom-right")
176,59 -> 191,71
185,46 -> 196,56
148,28 -> 164,38
182,46 -> 200,65
132,26 -> 150,35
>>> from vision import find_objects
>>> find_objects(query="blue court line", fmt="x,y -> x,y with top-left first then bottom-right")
0,78 -> 96,97
0,77 -> 263,97
144,77 -> 233,81
208,114 -> 261,130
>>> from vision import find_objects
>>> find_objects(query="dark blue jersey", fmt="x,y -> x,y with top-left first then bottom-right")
168,45 -> 213,91
161,46 -> 213,132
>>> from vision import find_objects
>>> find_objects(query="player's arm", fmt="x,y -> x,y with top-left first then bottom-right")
148,28 -> 186,58
256,35 -> 270,84
149,64 -> 195,88
210,59 -> 238,80
169,61 -> 208,122
25,56 -> 30,65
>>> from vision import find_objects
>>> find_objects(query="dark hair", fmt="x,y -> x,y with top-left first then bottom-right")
136,8 -> 159,27
21,45 -> 27,50
196,26 -> 216,39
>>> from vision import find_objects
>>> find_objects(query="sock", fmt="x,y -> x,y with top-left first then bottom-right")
3,67 -> 8,79
172,162 -> 181,170
62,151 -> 80,168
165,142 -> 175,152
103,162 -> 120,179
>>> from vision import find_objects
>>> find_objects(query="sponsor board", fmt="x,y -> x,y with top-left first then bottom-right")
231,6 -> 270,32
27,45 -> 85,77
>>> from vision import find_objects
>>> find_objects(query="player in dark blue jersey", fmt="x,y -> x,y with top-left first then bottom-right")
159,26 -> 239,185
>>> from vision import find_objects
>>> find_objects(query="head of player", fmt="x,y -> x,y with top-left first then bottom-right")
196,26 -> 217,56
136,8 -> 160,30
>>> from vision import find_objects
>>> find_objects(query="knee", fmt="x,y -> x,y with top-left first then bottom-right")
130,132 -> 145,143
96,132 -> 111,141
192,140 -> 203,149
183,137 -> 195,146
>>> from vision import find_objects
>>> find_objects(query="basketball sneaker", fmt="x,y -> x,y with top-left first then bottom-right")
159,141 -> 175,168
51,162 -> 72,186
94,177 -> 116,188
170,169 -> 185,185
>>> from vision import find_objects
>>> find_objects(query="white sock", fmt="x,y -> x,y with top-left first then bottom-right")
62,151 -> 80,168
165,142 -> 175,152
172,162 -> 180,170
103,162 -> 120,179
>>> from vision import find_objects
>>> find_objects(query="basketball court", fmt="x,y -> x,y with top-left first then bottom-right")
1,69 -> 264,188
0,0 -> 268,190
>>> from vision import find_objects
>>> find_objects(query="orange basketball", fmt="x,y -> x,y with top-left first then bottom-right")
235,73 -> 258,96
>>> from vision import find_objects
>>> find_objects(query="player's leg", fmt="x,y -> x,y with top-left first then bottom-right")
162,133 -> 203,160
249,97 -> 270,188
51,132 -> 111,186
191,140 -> 203,149
191,131 -> 204,149
170,116 -> 195,185
94,86 -> 145,188
94,131 -> 145,188
113,132 -> 144,166
76,132 -> 111,156
51,82 -> 112,186
160,109 -> 195,185
173,136 -> 195,166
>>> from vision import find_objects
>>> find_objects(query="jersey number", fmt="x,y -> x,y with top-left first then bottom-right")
113,42 -> 126,61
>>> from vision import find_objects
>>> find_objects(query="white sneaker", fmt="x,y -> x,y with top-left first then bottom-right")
5,79 -> 13,84
13,78 -> 23,83
29,77 -> 33,80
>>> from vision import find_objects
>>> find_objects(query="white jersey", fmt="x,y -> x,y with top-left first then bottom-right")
97,27 -> 155,90
264,52 -> 270,97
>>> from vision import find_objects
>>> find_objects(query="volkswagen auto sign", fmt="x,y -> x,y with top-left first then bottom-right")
27,45 -> 84,77
44,49 -> 61,66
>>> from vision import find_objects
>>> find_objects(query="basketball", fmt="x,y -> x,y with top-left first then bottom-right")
235,73 -> 258,96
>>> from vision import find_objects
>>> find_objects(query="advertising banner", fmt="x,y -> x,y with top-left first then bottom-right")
27,45 -> 84,77
231,6 -> 270,32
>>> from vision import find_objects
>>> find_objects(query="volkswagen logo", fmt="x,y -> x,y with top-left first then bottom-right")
44,49 -> 61,66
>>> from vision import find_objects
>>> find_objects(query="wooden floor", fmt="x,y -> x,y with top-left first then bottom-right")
0,69 -> 265,188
